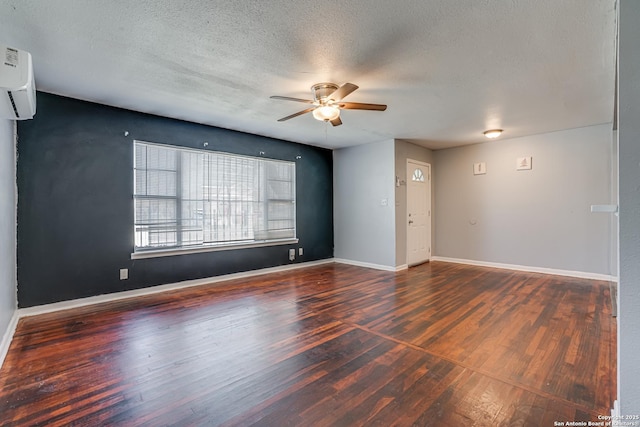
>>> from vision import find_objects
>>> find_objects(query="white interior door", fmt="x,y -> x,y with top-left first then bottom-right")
407,159 -> 431,266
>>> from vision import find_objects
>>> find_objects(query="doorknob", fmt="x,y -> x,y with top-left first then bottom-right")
408,220 -> 414,225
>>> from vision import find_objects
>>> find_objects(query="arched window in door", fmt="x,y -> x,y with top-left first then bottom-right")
412,168 -> 425,182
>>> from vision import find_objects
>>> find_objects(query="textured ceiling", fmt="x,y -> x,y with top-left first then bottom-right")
0,1 -> 617,149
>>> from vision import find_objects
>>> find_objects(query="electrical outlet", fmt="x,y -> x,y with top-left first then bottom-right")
299,247 -> 303,256
289,248 -> 295,261
119,268 -> 128,280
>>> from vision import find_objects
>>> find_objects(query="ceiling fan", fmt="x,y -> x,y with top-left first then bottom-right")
270,82 -> 387,127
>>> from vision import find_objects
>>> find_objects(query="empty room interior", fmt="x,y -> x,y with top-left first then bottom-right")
1,1 -> 639,425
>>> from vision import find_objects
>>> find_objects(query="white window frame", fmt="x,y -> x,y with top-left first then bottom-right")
131,140 -> 298,259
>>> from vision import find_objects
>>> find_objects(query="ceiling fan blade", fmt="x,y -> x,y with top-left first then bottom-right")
270,96 -> 315,104
328,83 -> 359,101
339,102 -> 387,111
277,107 -> 315,122
330,116 -> 342,127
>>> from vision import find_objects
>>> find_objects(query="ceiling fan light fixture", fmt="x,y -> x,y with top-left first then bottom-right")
271,82 -> 386,126
313,105 -> 340,122
483,129 -> 503,139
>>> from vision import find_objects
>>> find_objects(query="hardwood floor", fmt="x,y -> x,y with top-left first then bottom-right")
0,262 -> 616,426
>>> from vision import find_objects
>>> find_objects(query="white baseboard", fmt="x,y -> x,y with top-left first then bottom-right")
18,259 -> 335,318
431,256 -> 618,282
0,311 -> 19,370
334,258 -> 406,272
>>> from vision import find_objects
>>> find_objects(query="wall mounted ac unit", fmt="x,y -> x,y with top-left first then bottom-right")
0,44 -> 36,120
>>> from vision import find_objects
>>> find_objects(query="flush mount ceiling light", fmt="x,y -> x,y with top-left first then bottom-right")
483,129 -> 503,139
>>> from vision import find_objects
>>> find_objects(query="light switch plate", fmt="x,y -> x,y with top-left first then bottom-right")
473,162 -> 486,175
516,156 -> 532,170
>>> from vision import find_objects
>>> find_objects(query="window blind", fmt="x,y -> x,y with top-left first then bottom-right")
133,141 -> 296,252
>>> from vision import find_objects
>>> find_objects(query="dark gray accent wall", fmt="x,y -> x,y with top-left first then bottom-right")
17,93 -> 333,308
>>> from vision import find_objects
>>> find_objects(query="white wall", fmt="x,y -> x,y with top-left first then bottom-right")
394,139 -> 434,267
334,140 -> 396,269
618,0 -> 640,414
0,119 -> 17,367
433,124 -> 613,276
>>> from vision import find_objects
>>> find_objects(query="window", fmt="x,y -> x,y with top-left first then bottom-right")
133,140 -> 296,258
412,168 -> 425,182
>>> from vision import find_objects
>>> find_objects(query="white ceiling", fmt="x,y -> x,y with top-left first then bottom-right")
0,1 -> 617,150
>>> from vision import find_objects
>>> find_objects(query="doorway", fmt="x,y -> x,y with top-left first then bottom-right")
406,159 -> 431,266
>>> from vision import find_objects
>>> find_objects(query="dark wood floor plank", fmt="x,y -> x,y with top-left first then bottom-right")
0,262 -> 616,426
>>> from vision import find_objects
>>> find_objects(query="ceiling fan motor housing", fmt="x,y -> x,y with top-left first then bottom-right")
311,83 -> 339,104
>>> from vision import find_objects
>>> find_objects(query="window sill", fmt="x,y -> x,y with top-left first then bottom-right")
131,238 -> 299,260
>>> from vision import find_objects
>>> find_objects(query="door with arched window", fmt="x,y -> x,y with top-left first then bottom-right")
406,159 -> 431,266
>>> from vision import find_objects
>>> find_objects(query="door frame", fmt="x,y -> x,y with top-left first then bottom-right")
406,159 -> 432,266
